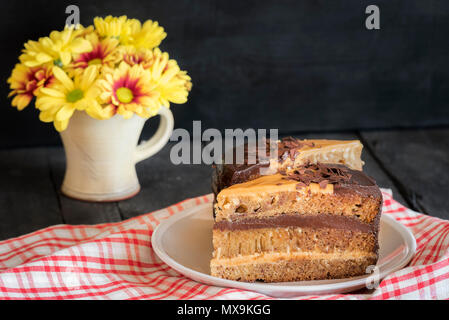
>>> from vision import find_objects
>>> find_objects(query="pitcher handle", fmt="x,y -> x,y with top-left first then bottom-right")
134,107 -> 174,164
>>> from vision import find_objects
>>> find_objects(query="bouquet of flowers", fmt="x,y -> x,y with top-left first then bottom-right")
7,16 -> 192,132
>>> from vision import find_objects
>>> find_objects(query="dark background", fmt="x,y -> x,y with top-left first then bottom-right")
0,0 -> 448,239
1,0 -> 449,148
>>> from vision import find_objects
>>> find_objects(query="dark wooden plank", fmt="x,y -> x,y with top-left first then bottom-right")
0,148 -> 62,240
295,132 -> 406,205
118,142 -> 212,220
47,147 -> 123,225
360,128 -> 449,219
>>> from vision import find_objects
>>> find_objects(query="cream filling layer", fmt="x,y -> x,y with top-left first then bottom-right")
210,250 -> 377,267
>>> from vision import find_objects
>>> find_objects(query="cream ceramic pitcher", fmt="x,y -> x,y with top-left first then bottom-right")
59,107 -> 174,202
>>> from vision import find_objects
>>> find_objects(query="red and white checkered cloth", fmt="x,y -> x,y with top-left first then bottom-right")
0,189 -> 448,300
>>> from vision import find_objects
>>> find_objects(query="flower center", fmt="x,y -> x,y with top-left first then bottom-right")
116,87 -> 134,103
54,59 -> 63,68
66,89 -> 84,103
88,58 -> 102,66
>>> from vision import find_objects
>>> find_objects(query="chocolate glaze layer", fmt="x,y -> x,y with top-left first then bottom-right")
214,214 -> 377,234
212,162 -> 267,196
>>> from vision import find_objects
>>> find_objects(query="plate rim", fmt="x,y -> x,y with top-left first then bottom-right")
152,202 -> 417,294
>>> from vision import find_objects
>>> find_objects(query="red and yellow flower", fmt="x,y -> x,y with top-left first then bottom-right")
69,33 -> 119,75
98,62 -> 160,119
121,47 -> 155,69
7,64 -> 54,110
121,47 -> 192,108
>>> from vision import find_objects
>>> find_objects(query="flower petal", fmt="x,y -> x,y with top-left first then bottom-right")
39,107 -> 58,122
70,38 -> 93,53
39,87 -> 66,98
52,67 -> 74,91
79,66 -> 98,91
54,119 -> 69,132
56,104 -> 75,121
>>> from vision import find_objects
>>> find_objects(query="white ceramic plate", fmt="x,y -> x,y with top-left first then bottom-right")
152,203 -> 416,298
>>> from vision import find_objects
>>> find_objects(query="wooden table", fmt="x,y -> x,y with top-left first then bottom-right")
0,128 -> 447,241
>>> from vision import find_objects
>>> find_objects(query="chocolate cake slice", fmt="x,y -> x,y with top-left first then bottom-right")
210,163 -> 382,282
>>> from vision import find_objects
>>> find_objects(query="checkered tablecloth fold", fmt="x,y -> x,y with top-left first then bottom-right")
0,190 -> 447,300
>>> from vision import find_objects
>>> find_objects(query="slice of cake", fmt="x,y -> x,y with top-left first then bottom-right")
210,163 -> 382,282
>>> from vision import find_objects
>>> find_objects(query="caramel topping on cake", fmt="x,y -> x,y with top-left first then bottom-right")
218,173 -> 334,197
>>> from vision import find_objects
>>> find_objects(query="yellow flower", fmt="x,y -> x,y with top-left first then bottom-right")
177,70 -> 193,92
69,32 -> 119,75
130,20 -> 166,49
20,25 -> 92,68
94,15 -> 166,49
147,48 -> 192,108
94,16 -> 133,40
36,65 -> 102,131
19,40 -> 53,68
98,62 -> 160,119
77,25 -> 95,37
7,63 -> 54,110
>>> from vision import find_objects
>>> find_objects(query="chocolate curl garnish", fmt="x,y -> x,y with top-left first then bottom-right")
283,162 -> 353,189
319,180 -> 329,189
296,182 -> 307,189
278,137 -> 315,161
